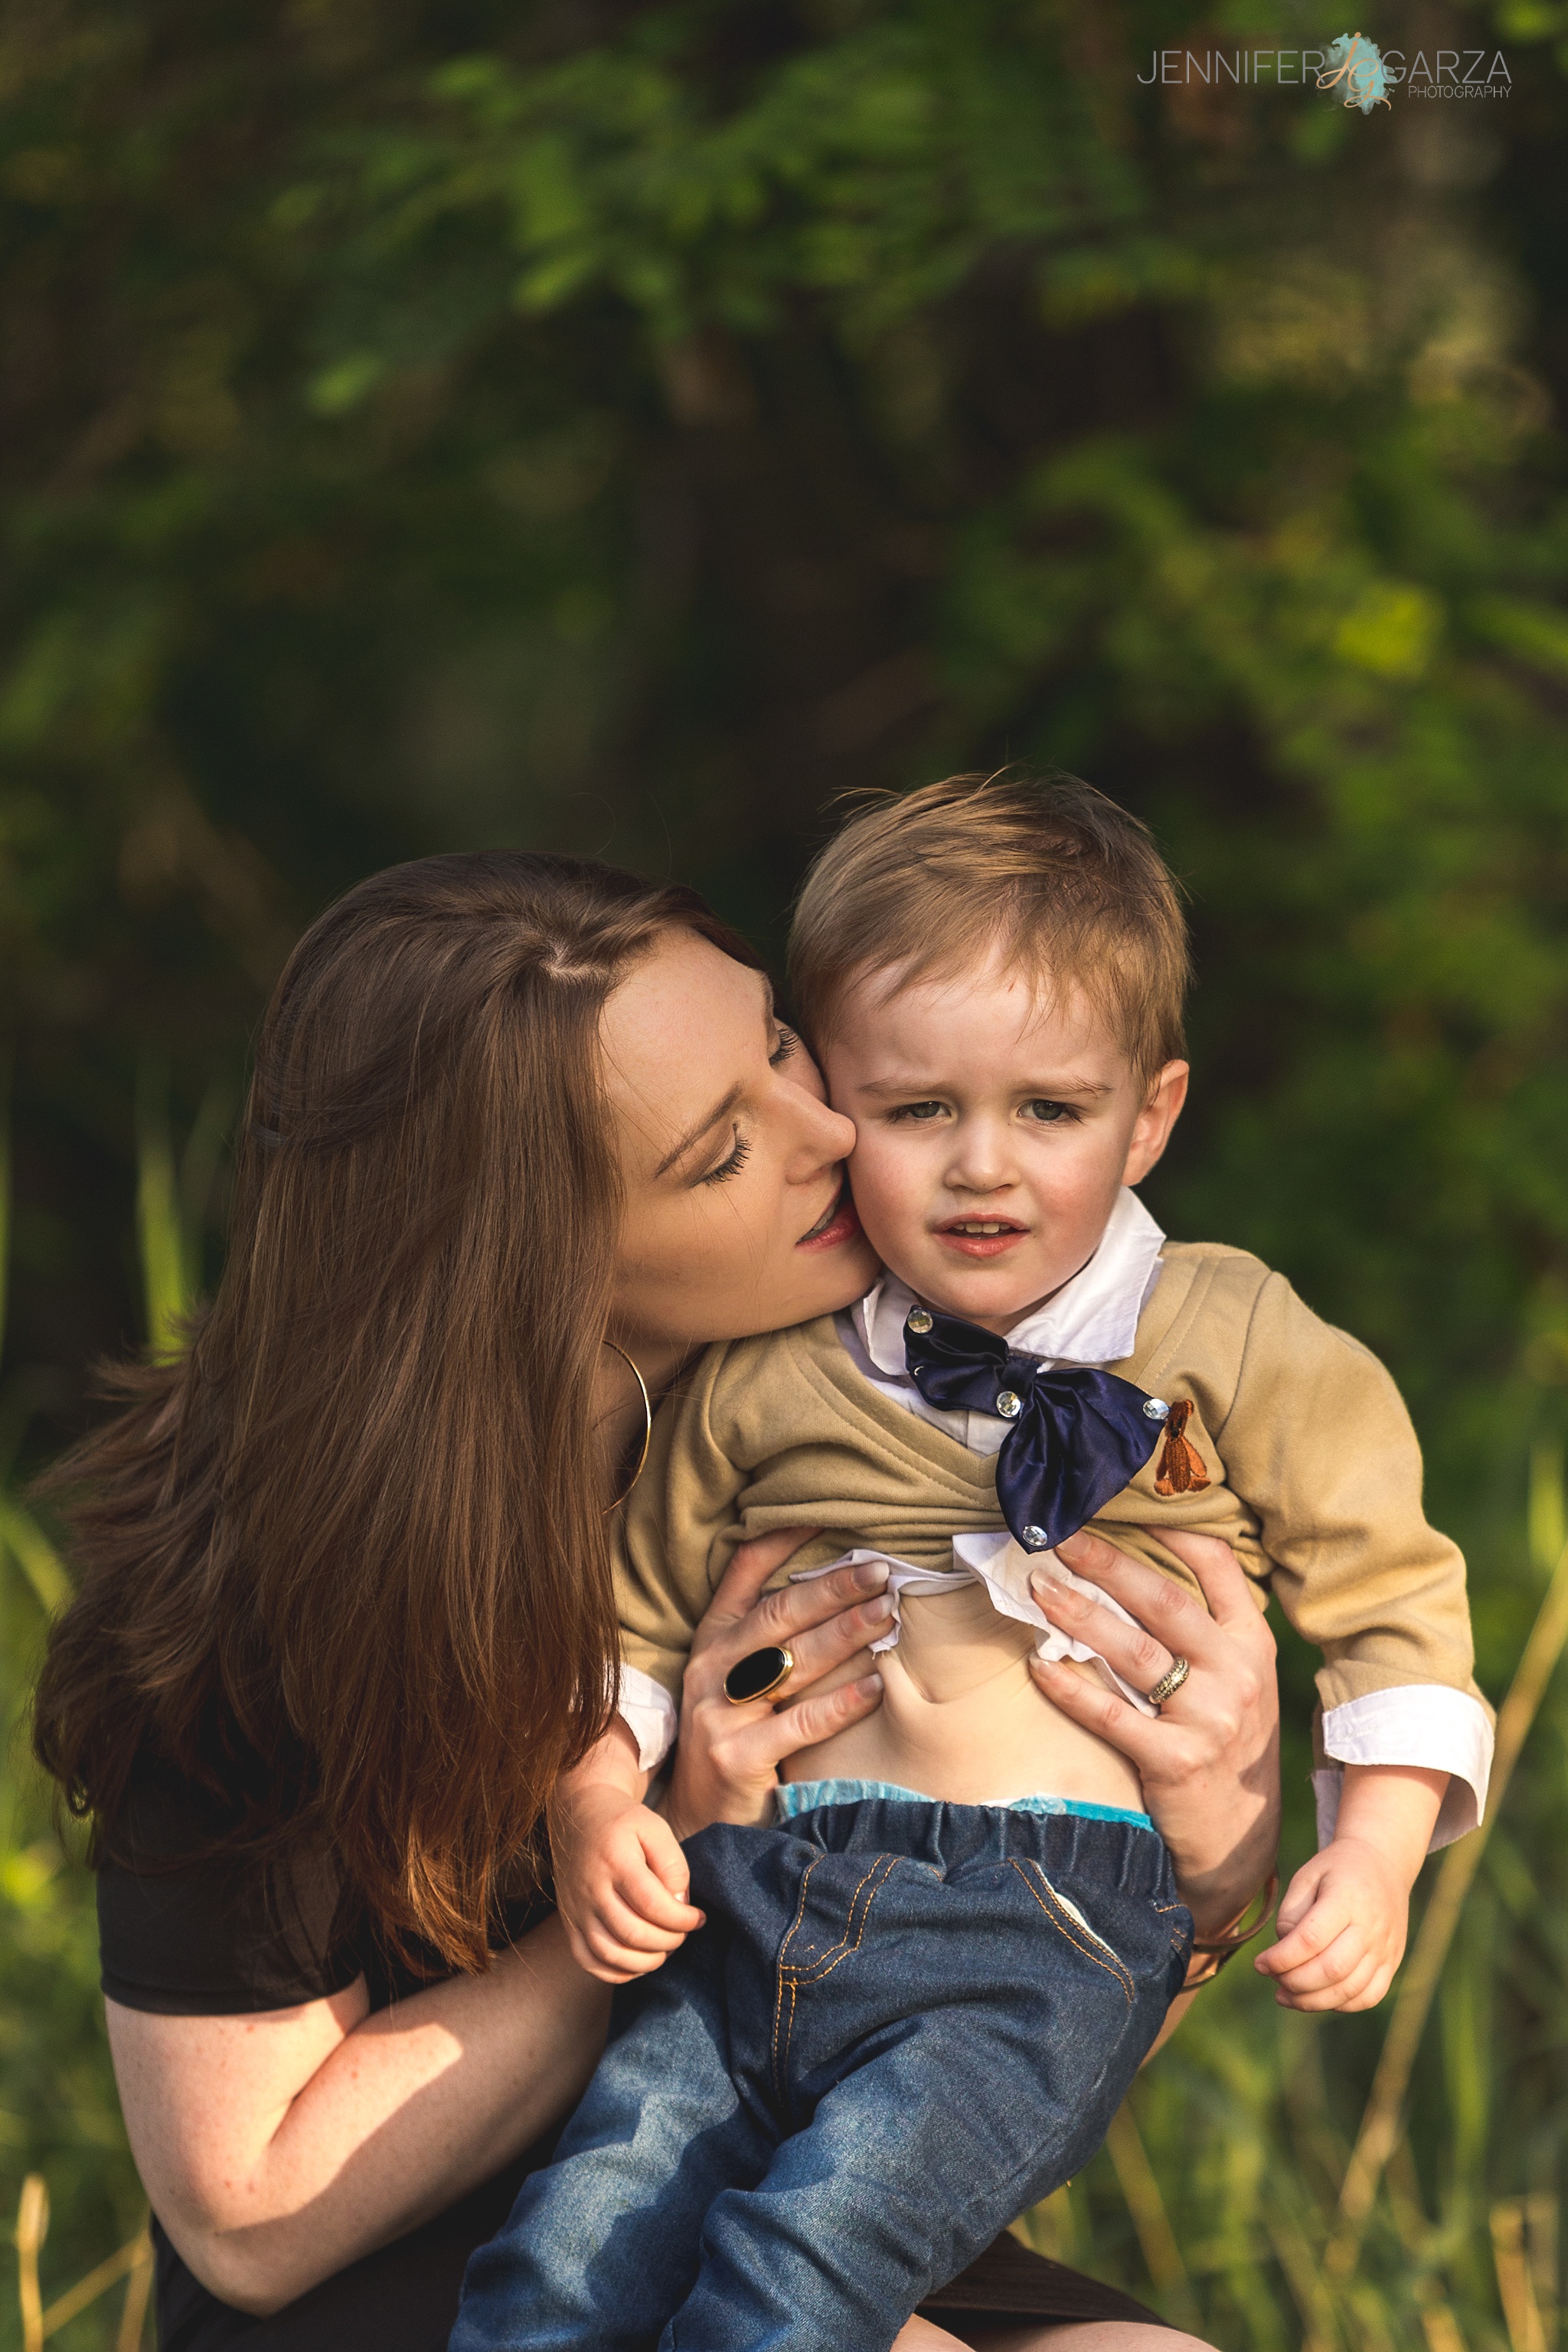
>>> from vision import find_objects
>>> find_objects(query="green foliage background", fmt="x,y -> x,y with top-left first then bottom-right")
4,0 -> 1568,2343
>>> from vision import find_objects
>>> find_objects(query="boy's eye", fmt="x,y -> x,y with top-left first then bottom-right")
1021,1099 -> 1077,1125
888,1101 -> 947,1124
769,1024 -> 800,1068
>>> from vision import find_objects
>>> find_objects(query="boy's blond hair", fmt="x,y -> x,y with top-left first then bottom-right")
787,773 -> 1190,1083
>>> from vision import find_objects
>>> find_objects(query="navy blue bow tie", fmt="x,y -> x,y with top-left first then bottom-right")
900,1305 -> 1168,1554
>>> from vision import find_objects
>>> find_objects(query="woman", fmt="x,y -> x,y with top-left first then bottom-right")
33,853 -> 1279,2352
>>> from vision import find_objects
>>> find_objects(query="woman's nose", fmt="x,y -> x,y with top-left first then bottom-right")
787,1089 -> 857,1174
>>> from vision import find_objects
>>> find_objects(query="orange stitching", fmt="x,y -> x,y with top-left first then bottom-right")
779,1851 -> 818,1961
773,1854 -> 822,2101
774,1851 -> 900,2107
1030,1862 -> 1136,1996
1014,1860 -> 1131,1999
794,1854 -> 899,1981
779,1854 -> 894,1983
789,1857 -> 897,1985
1011,1860 -> 1133,2005
778,1974 -> 799,2101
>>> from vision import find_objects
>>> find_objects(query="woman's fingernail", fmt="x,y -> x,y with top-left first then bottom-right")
858,1672 -> 884,1697
851,1560 -> 890,1590
1030,1573 -> 1071,1606
864,1593 -> 895,1622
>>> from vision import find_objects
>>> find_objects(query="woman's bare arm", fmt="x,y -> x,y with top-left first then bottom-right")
106,1912 -> 607,2316
106,1540 -> 889,2318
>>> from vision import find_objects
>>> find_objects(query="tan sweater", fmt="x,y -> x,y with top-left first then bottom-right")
615,1243 -> 1484,1726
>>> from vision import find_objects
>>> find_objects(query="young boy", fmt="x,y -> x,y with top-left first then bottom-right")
453,776 -> 1491,2352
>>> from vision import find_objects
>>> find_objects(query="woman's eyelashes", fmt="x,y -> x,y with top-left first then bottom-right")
698,1126 -> 753,1186
695,1030 -> 798,1184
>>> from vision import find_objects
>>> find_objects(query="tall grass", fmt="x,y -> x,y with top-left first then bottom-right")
3,1082 -> 1566,2350
0,1063 -> 212,2351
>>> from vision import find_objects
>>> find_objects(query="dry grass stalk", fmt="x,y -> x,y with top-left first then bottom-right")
1494,2201 -> 1550,2352
115,2236 -> 155,2352
37,2228 -> 151,2339
15,2174 -> 48,2352
1104,2102 -> 1201,2331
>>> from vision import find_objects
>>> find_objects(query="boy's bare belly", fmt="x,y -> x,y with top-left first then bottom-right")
779,1583 -> 1147,1813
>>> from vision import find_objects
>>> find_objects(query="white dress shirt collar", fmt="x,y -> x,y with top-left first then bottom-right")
850,1186 -> 1166,1375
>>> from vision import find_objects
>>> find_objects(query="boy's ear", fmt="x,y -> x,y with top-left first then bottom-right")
1122,1061 -> 1189,1186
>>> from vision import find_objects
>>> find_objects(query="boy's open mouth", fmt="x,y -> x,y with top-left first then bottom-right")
797,1181 -> 861,1252
934,1215 -> 1028,1260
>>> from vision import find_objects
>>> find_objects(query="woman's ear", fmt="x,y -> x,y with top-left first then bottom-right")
1122,1060 -> 1189,1185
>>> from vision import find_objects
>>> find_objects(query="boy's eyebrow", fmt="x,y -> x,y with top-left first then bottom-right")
851,1073 -> 1116,1099
652,977 -> 778,1178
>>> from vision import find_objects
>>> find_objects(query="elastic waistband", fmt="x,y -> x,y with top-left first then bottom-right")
758,1790 -> 1177,1897
776,1778 -> 1155,1831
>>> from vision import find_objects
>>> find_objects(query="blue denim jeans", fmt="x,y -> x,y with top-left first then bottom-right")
452,1796 -> 1191,2352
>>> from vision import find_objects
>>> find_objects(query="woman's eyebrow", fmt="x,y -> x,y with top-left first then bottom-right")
654,1083 -> 744,1178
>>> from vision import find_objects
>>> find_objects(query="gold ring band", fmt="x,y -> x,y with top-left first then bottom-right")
1145,1655 -> 1191,1708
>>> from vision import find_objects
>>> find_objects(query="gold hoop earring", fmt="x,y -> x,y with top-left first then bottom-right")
602,1341 -> 652,1511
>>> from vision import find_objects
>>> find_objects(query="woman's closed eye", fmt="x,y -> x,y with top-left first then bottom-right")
697,1127 -> 753,1185
695,1029 -> 799,1184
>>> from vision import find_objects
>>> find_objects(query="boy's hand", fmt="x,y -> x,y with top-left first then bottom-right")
553,1781 -> 706,1985
1256,1762 -> 1449,2013
1257,1836 -> 1411,2011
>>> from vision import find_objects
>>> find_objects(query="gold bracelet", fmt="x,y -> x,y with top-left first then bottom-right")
1182,1872 -> 1279,1991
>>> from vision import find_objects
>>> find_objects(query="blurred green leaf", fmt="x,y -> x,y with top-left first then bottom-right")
0,0 -> 1566,2338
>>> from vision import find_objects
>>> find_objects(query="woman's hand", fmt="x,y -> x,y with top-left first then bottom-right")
1027,1526 -> 1280,1939
662,1530 -> 890,1841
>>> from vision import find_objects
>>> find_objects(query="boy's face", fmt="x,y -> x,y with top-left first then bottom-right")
820,951 -> 1188,1337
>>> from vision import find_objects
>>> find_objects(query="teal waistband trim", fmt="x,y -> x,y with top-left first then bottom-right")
775,1777 -> 1155,1831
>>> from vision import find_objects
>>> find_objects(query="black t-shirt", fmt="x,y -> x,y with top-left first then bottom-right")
97,1753 -> 556,2352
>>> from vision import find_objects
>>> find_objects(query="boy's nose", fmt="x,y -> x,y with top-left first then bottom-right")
946,1137 -> 1017,1194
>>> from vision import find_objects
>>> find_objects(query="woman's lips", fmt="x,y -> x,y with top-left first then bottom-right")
933,1220 -> 1028,1260
797,1184 -> 861,1252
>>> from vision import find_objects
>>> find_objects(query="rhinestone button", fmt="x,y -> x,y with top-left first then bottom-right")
1021,1524 -> 1050,1550
1143,1396 -> 1170,1421
996,1390 -> 1023,1419
906,1308 -> 934,1334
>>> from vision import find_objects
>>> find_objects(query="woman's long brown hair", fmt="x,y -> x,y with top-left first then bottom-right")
34,852 -> 757,1972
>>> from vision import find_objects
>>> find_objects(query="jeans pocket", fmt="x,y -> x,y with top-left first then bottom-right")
1009,1859 -> 1136,2005
771,1849 -> 901,2105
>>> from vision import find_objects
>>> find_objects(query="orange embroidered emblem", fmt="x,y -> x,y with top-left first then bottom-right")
1155,1399 -> 1210,1496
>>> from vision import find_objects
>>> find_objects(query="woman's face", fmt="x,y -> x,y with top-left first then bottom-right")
602,929 -> 878,1375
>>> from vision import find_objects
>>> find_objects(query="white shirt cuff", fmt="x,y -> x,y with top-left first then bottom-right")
618,1664 -> 679,1774
1313,1685 -> 1494,1851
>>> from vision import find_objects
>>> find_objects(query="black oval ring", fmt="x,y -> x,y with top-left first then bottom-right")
724,1645 -> 794,1705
